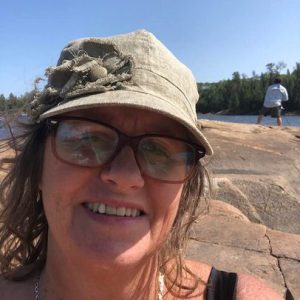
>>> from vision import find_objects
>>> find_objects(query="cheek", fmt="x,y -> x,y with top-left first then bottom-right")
40,139 -> 90,213
150,182 -> 183,210
147,182 -> 183,233
40,140 -> 69,222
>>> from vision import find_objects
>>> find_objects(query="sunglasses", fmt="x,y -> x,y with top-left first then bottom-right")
47,117 -> 205,183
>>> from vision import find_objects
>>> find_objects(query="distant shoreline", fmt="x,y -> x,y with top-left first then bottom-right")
197,113 -> 300,127
198,110 -> 300,116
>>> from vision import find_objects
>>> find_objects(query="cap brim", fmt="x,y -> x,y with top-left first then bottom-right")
40,90 -> 213,155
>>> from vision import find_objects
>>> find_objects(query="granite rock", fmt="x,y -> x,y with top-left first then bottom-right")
201,120 -> 300,234
187,200 -> 300,299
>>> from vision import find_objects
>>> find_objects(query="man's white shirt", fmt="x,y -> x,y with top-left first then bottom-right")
263,83 -> 289,107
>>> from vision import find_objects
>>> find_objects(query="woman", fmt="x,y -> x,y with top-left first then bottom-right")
0,30 -> 284,299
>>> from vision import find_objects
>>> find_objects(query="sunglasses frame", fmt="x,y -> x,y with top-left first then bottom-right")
46,116 -> 206,183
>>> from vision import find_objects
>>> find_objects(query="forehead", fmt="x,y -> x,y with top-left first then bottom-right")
64,106 -> 190,138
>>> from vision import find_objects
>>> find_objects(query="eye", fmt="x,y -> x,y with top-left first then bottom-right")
89,134 -> 117,161
139,139 -> 171,163
55,120 -> 118,166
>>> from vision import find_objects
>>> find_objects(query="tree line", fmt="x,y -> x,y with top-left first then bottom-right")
0,91 -> 35,113
197,62 -> 300,115
1,62 -> 300,115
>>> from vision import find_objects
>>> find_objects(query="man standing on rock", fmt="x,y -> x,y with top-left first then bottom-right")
257,77 -> 289,126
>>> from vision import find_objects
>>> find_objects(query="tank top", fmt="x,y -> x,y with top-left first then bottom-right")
205,267 -> 294,300
205,267 -> 237,300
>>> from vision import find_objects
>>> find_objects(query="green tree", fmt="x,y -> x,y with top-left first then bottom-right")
0,94 -> 5,111
197,61 -> 300,115
292,63 -> 300,111
7,93 -> 18,110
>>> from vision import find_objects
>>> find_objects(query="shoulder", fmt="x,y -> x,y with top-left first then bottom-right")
174,260 -> 211,299
183,261 -> 283,299
280,85 -> 288,91
236,273 -> 283,300
184,259 -> 212,284
0,275 -> 33,300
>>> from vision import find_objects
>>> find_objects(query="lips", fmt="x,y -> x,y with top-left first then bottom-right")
84,202 -> 142,217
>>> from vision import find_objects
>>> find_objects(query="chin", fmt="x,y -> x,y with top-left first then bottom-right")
67,229 -> 158,270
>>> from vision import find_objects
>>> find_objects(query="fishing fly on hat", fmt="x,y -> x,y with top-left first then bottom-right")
29,29 -> 213,155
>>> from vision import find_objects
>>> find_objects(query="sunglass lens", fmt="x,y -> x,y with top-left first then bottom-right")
138,137 -> 195,181
55,120 -> 118,167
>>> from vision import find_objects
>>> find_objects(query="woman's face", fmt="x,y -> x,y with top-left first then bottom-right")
41,107 -> 189,269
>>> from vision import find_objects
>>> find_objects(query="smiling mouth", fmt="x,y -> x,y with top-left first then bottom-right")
84,203 -> 143,217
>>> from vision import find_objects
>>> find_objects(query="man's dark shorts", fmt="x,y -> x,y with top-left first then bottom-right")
260,106 -> 281,118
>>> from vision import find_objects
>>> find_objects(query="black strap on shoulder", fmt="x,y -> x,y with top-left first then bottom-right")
205,267 -> 237,300
285,288 -> 295,300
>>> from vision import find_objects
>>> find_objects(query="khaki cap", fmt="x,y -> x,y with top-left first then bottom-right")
31,30 -> 213,155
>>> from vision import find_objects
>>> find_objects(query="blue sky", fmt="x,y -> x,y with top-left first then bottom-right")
1,0 -> 299,96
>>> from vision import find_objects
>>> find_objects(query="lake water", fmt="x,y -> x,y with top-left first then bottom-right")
198,114 -> 300,127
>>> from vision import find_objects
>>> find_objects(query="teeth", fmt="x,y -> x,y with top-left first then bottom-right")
116,207 -> 126,217
86,203 -> 141,217
98,203 -> 105,214
106,206 -> 116,215
125,208 -> 132,217
92,203 -> 99,213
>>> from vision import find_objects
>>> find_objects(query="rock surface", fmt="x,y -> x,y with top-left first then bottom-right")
186,121 -> 300,299
187,200 -> 300,299
200,120 -> 300,234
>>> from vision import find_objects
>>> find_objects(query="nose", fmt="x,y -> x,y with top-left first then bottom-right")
99,146 -> 145,191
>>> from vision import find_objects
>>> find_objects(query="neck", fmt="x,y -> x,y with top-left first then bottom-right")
41,250 -> 160,300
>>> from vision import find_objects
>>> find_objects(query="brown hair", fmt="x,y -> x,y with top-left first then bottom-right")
274,77 -> 281,84
0,116 -> 210,297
